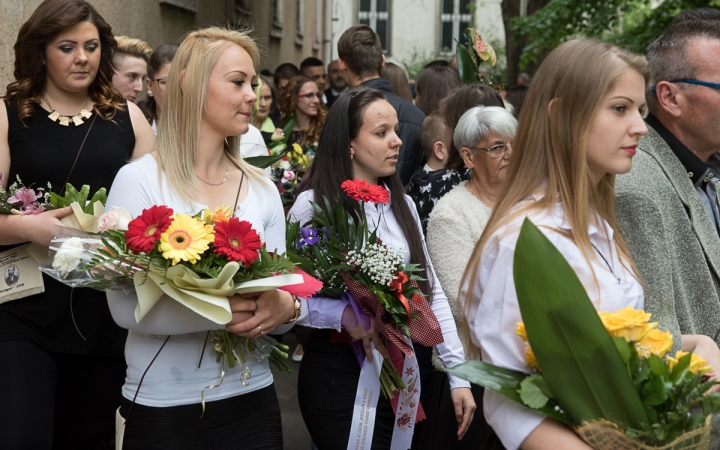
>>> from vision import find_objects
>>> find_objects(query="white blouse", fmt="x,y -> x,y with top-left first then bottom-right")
105,154 -> 297,407
290,189 -> 471,390
462,195 -> 644,450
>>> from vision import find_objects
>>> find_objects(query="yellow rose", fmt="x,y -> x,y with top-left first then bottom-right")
598,307 -> 654,342
667,351 -> 712,375
515,322 -> 528,341
634,328 -> 673,359
525,345 -> 540,371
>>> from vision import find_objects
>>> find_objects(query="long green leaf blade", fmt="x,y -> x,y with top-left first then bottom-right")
446,361 -> 571,425
513,218 -> 648,427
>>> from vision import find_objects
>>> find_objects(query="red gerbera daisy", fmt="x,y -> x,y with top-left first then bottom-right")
124,205 -> 174,253
213,217 -> 262,268
341,179 -> 390,204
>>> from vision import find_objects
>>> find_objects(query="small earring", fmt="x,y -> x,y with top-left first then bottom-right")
148,89 -> 152,95
350,154 -> 354,160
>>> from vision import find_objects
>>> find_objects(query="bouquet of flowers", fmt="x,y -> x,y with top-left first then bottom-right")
287,179 -> 444,399
0,173 -> 106,224
271,142 -> 315,206
456,27 -> 498,86
448,219 -> 720,449
43,204 -> 322,382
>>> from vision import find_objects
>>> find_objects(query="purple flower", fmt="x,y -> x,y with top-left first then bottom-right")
296,227 -> 320,249
8,187 -> 41,206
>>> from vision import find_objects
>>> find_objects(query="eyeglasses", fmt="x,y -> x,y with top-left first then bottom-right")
472,142 -> 511,158
152,77 -> 167,91
651,79 -> 720,93
298,92 -> 321,100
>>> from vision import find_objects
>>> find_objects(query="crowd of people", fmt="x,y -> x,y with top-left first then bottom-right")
2,0 -> 720,449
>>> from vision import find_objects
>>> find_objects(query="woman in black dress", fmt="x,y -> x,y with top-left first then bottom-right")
0,1 -> 154,448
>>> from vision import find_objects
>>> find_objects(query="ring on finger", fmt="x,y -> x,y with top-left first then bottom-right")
254,300 -> 259,312
258,325 -> 264,335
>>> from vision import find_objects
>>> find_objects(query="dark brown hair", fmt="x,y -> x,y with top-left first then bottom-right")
380,62 -> 412,103
415,66 -> 461,116
301,87 -> 432,296
5,0 -> 124,125
145,43 -> 179,122
441,84 -> 504,171
279,75 -> 328,146
337,25 -> 383,78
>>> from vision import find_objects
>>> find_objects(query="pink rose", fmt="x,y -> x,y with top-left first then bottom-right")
282,170 -> 295,182
271,128 -> 284,142
98,206 -> 133,232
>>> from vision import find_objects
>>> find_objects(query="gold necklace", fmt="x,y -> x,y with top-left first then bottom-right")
43,94 -> 93,126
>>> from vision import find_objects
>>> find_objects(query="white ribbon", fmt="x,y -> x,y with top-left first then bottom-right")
348,336 -> 421,450
348,346 -> 383,450
390,346 -> 421,450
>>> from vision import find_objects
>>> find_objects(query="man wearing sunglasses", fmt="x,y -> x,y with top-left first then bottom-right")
616,18 -> 720,370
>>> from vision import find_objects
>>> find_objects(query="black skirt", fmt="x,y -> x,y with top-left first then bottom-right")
299,329 -> 396,450
118,385 -> 283,450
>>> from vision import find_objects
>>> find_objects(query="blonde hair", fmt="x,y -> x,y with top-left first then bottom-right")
114,36 -> 153,65
461,39 -> 648,323
156,27 -> 266,203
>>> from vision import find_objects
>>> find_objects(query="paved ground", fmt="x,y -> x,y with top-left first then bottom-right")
271,332 -> 313,450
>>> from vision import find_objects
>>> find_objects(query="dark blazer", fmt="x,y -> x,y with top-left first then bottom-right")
360,77 -> 426,186
615,124 -> 720,350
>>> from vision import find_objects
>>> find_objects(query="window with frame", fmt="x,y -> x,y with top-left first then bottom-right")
440,0 -> 473,55
271,0 -> 284,39
357,0 -> 391,53
296,0 -> 305,45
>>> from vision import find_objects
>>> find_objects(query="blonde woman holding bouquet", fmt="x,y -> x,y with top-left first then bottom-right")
105,28 -> 300,449
460,40 -> 652,449
288,86 -> 475,449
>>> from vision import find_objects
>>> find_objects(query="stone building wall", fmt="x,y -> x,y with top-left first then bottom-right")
0,0 -> 330,90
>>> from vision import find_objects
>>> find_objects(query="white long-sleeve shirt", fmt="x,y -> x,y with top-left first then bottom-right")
105,154 -> 296,407
289,189 -> 471,390
461,196 -> 644,449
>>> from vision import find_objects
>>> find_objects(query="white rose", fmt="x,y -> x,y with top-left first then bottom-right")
52,237 -> 85,278
98,206 -> 133,231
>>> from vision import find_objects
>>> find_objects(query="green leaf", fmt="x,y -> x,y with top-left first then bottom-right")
446,361 -> 571,425
455,44 -> 478,84
647,354 -> 671,379
513,218 -> 648,427
671,352 -> 692,383
280,115 -> 297,141
519,375 -> 550,409
613,336 -> 632,365
641,373 -> 672,406
245,153 -> 286,169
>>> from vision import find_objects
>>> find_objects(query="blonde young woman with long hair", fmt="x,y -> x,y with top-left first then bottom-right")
460,39 -> 650,449
105,28 -> 298,449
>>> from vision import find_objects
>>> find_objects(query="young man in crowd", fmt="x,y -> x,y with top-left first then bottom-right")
300,56 -> 328,104
112,36 -> 152,104
337,24 -> 425,186
324,59 -> 347,108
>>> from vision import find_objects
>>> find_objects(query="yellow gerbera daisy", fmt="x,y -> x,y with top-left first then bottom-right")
159,214 -> 213,265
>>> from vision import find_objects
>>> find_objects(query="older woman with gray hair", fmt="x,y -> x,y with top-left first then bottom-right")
420,105 -> 516,450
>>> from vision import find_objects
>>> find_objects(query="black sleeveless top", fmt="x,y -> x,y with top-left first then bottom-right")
0,101 -> 135,356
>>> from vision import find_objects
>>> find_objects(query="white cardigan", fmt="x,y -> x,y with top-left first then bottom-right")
426,181 -> 492,364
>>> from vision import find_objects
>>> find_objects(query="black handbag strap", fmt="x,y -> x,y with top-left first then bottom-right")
61,113 -> 98,195
124,335 -> 171,425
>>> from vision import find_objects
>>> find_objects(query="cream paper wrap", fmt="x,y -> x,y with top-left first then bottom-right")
133,261 -> 303,324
